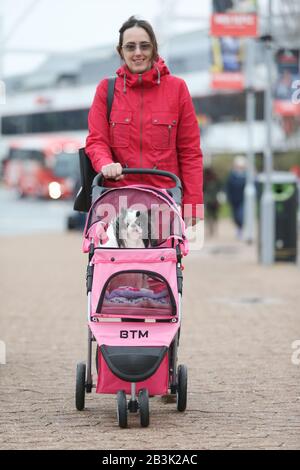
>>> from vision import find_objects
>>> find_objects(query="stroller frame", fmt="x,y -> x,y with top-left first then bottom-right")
75,169 -> 188,428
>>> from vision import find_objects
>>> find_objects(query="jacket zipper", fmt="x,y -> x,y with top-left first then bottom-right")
139,74 -> 143,168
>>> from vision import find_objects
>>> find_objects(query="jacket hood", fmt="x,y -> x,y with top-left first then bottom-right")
116,57 -> 170,93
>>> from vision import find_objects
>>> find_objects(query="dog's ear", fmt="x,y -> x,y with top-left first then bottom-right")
113,217 -> 118,237
147,208 -> 157,247
113,217 -> 124,248
137,210 -> 150,246
120,207 -> 127,218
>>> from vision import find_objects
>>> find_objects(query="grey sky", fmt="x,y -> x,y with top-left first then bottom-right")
1,0 -> 210,77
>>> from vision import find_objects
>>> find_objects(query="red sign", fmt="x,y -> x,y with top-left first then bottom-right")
35,95 -> 52,106
211,72 -> 244,90
273,49 -> 300,119
211,13 -> 258,37
273,101 -> 300,117
210,36 -> 245,91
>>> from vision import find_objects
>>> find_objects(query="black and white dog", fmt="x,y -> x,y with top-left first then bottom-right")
114,208 -> 150,248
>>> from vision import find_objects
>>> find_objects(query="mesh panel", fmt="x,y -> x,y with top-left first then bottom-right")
86,187 -> 183,247
96,271 -> 174,318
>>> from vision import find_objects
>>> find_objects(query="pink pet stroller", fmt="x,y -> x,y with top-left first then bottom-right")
75,169 -> 189,427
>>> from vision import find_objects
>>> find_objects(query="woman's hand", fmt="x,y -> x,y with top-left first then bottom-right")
101,163 -> 124,181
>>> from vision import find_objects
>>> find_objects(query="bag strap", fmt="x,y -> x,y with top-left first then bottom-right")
106,77 -> 116,121
73,77 -> 116,213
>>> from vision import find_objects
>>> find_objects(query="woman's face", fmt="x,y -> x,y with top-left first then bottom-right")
120,26 -> 154,74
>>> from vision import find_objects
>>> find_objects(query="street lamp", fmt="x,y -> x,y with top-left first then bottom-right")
243,37 -> 256,244
259,0 -> 275,265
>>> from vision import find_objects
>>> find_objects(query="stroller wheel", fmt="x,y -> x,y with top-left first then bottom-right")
75,362 -> 86,411
117,390 -> 128,428
176,364 -> 188,412
139,388 -> 150,427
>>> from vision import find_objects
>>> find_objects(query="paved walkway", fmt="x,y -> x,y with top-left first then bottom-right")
0,220 -> 299,449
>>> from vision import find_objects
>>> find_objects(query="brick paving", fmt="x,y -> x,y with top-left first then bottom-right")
0,220 -> 299,449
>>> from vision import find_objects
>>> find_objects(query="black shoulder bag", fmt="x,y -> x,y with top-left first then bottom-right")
73,77 -> 116,212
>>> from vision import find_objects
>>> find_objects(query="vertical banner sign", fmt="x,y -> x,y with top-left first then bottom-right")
210,1 -> 258,91
211,0 -> 258,37
211,36 -> 245,90
273,49 -> 300,116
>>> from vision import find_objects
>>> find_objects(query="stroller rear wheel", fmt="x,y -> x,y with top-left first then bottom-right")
176,364 -> 187,412
75,362 -> 86,411
139,388 -> 150,427
117,390 -> 128,428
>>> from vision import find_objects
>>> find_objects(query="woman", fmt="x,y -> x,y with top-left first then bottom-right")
204,166 -> 221,237
86,16 -> 203,224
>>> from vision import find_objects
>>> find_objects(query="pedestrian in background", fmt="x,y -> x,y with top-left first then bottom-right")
85,15 -> 203,226
226,155 -> 247,239
204,166 -> 221,237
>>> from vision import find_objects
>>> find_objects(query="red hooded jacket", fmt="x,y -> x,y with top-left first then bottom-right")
86,58 -> 203,217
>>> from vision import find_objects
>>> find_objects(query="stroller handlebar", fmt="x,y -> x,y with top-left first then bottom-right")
92,168 -> 182,205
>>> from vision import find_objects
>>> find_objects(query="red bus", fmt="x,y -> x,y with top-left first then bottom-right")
3,135 -> 83,199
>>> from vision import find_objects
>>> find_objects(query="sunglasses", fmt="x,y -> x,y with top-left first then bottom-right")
122,42 -> 153,53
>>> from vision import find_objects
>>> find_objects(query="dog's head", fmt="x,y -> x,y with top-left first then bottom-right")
114,209 -> 150,248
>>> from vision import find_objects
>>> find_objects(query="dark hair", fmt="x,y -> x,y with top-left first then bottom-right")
117,16 -> 159,61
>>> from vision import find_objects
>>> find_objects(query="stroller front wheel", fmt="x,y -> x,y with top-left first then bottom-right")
75,362 -> 86,411
117,390 -> 128,428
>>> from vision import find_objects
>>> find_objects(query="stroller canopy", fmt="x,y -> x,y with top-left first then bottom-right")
84,185 -> 186,248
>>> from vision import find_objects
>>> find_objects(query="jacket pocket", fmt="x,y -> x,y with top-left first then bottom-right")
110,110 -> 132,148
151,112 -> 178,150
